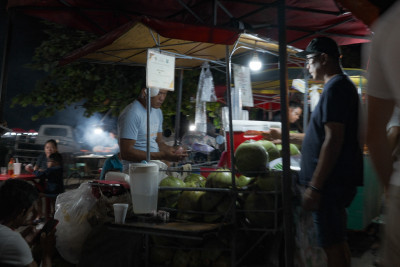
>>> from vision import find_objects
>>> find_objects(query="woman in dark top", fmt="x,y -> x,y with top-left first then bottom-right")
25,139 -> 58,172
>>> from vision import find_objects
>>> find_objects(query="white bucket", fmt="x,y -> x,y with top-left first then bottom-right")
129,163 -> 159,214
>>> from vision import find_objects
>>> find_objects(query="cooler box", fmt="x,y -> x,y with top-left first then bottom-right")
220,120 -> 281,168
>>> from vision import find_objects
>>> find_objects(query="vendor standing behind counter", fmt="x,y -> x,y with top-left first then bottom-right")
118,87 -> 187,172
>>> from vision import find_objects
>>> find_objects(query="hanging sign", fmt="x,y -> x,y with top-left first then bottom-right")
146,49 -> 175,91
233,64 -> 254,107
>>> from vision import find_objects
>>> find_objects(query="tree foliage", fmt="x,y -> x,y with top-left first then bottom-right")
11,21 -> 224,130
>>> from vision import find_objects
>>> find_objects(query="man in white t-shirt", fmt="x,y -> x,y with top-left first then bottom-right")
0,179 -> 55,266
386,107 -> 400,159
118,87 -> 187,172
365,1 -> 400,266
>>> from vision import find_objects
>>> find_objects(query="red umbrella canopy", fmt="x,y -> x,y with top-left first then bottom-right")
7,0 -> 372,49
11,128 -> 26,133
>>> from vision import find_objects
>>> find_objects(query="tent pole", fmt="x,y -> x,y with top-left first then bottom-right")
146,87 -> 151,162
0,9 -> 13,123
174,69 -> 184,146
278,0 -> 294,266
225,45 -> 237,267
303,74 -> 309,132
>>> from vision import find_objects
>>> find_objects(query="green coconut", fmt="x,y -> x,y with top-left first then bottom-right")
255,173 -> 281,191
235,140 -> 268,176
276,143 -> 301,156
159,176 -> 185,197
237,175 -> 254,188
158,176 -> 185,208
177,191 -> 205,220
184,173 -> 206,188
256,140 -> 281,161
244,192 -> 277,227
205,168 -> 235,188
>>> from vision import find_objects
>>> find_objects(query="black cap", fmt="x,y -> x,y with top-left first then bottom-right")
296,37 -> 341,58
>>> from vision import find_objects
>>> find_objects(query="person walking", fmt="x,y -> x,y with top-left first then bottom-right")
297,36 -> 364,267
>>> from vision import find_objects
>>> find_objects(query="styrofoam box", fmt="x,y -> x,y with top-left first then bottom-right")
224,120 -> 281,132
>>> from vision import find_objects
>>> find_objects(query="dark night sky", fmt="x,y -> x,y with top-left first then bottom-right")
0,2 -> 112,132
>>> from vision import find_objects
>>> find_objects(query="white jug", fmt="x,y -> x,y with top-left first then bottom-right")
129,162 -> 159,214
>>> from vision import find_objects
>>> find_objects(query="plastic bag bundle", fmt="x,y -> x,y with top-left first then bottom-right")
199,62 -> 217,102
195,62 -> 216,133
54,183 -> 97,264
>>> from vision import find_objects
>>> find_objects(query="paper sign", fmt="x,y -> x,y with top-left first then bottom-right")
233,64 -> 254,107
146,49 -> 175,91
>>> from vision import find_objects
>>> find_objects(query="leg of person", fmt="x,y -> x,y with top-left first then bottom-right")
313,186 -> 356,267
318,209 -> 351,267
382,185 -> 400,266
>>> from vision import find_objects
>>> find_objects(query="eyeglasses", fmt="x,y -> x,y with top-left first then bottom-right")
305,54 -> 321,65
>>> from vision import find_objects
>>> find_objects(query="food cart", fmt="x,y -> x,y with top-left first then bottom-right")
2,1 -> 375,266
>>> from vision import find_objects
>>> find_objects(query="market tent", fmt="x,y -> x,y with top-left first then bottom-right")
252,67 -> 367,94
7,0 -> 372,50
59,17 -> 301,68
214,67 -> 367,111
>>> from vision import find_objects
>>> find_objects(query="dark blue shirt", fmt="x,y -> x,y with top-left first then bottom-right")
34,166 -> 64,194
299,74 -> 363,187
35,153 -> 47,170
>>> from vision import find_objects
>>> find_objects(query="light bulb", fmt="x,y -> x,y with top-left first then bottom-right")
249,53 -> 262,71
94,127 -> 103,135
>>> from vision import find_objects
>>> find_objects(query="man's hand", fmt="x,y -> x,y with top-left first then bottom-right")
302,187 -> 321,211
262,128 -> 282,143
21,225 -> 38,246
162,147 -> 188,162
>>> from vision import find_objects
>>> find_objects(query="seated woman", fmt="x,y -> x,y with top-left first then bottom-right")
99,153 -> 123,180
25,139 -> 58,172
34,152 -> 64,218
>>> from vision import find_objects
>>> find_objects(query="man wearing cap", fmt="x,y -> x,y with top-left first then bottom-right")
118,87 -> 187,172
296,37 -> 363,267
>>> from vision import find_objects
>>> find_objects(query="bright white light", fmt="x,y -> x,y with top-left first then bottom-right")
189,124 -> 196,131
249,53 -> 262,71
94,127 -> 103,135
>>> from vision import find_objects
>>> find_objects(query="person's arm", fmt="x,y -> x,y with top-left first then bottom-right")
366,95 -> 395,190
302,122 -> 344,210
156,132 -> 188,161
387,126 -> 400,158
119,137 -> 186,162
263,128 -> 305,145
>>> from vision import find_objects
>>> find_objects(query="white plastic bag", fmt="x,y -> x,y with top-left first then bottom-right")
195,62 -> 216,133
199,62 -> 216,102
54,183 -> 97,264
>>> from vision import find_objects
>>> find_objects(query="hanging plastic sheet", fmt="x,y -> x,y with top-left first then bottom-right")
195,62 -> 216,133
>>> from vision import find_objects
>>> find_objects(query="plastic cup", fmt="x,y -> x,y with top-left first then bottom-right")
13,163 -> 22,175
1,167 -> 6,175
113,203 -> 128,224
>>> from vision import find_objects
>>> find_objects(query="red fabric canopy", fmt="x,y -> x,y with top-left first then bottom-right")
7,0 -> 372,49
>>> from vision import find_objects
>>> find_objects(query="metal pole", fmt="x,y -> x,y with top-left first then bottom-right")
303,75 -> 309,132
0,9 -> 13,122
146,88 -> 151,162
225,45 -> 237,267
174,69 -> 184,146
278,0 -> 294,266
